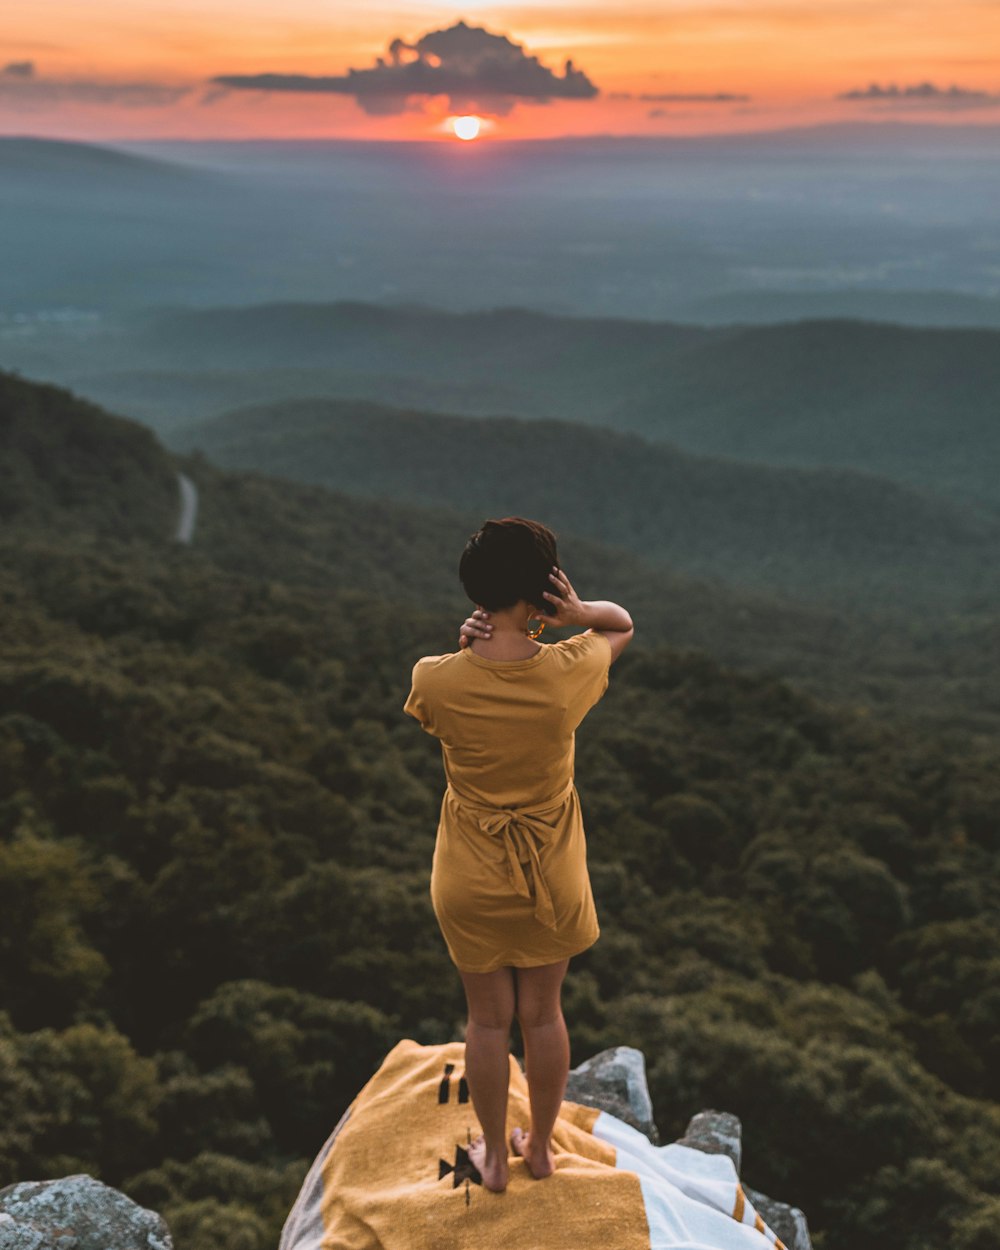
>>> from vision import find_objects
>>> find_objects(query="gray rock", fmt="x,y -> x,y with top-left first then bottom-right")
746,1186 -> 812,1250
675,1112 -> 810,1250
0,1211 -> 51,1250
565,1045 -> 660,1143
566,1050 -> 812,1250
0,1176 -> 172,1250
677,1108 -> 743,1171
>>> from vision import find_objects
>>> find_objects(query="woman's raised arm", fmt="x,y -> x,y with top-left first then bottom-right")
457,567 -> 634,662
543,567 -> 633,663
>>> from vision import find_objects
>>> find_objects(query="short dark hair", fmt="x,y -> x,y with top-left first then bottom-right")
459,517 -> 560,614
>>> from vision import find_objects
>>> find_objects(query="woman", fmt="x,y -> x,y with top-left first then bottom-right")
403,517 -> 634,1193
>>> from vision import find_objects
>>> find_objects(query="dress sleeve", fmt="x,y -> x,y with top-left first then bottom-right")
562,630 -> 613,727
403,659 -> 437,736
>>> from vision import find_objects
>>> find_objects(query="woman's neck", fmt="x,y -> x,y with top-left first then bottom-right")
470,607 -> 542,660
468,638 -> 542,660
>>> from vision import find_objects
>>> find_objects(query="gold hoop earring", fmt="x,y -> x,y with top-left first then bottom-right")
526,619 -> 546,640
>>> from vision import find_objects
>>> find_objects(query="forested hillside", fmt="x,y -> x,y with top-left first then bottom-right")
170,397 -> 1000,613
613,318 -> 1000,509
12,370 -> 1000,736
0,371 -> 177,538
5,305 -> 998,514
2,373 -> 1000,1249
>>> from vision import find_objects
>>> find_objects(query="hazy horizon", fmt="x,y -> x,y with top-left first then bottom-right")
2,122 -> 999,325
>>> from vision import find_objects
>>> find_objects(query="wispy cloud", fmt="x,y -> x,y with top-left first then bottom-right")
0,61 -> 191,107
612,90 -> 751,103
209,20 -> 599,117
838,80 -> 1000,109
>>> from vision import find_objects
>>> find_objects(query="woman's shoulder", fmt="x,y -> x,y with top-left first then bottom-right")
410,650 -> 475,695
546,630 -> 613,661
411,650 -> 463,677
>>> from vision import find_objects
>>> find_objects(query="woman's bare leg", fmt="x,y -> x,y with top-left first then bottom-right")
459,966 -> 516,1192
510,959 -> 570,1179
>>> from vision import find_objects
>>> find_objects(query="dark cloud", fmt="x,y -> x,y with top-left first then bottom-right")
838,81 -> 1000,110
210,20 -> 599,117
0,62 -> 190,107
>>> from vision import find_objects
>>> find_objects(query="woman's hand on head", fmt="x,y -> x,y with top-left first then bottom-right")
541,566 -> 585,628
458,607 -> 493,649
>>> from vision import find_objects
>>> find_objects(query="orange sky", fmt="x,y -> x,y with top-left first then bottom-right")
2,1 -> 999,140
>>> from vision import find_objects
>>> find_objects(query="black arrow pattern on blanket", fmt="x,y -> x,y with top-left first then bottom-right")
438,1144 -> 483,1189
438,1063 -> 471,1104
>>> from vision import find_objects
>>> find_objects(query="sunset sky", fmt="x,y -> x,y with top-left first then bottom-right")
2,0 -> 999,141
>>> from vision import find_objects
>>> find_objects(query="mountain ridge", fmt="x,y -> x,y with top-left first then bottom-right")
0,135 -> 203,180
170,395 -> 1000,612
57,302 -> 996,510
0,369 -> 178,539
6,308 -> 1000,512
4,364 -> 1000,729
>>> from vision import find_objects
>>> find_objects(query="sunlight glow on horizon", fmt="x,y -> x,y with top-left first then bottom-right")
2,1 -> 1000,141
451,115 -> 483,141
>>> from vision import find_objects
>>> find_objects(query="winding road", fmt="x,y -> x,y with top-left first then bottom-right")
174,472 -> 199,544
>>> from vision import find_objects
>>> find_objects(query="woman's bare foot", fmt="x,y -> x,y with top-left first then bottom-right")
467,1135 -> 509,1193
510,1126 -> 556,1179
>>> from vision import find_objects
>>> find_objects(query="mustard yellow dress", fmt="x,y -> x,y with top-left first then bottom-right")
403,630 -> 612,973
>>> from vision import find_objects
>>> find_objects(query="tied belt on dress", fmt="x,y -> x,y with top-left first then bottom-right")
445,779 -> 575,931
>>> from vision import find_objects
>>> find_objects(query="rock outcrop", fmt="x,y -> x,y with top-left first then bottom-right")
0,1175 -> 172,1250
565,1044 -> 661,1142
564,1047 -> 812,1250
1,1046 -> 811,1250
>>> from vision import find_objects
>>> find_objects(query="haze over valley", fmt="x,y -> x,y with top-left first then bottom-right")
3,124 -> 1000,327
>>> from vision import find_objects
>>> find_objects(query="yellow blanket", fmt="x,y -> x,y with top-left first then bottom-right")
280,1040 -> 787,1250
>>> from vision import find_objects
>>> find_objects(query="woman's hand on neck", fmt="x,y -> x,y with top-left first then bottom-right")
466,600 -> 544,659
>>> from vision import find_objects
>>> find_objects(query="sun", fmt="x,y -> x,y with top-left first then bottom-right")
450,115 -> 483,141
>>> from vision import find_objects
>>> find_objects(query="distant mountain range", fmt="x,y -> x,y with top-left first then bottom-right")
0,364 -> 854,690
610,317 -> 1000,509
34,302 -> 994,512
0,137 -> 224,311
0,135 -> 203,183
673,289 -> 1000,330
566,120 -> 1000,155
168,395 -> 1000,613
4,364 -> 1000,728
